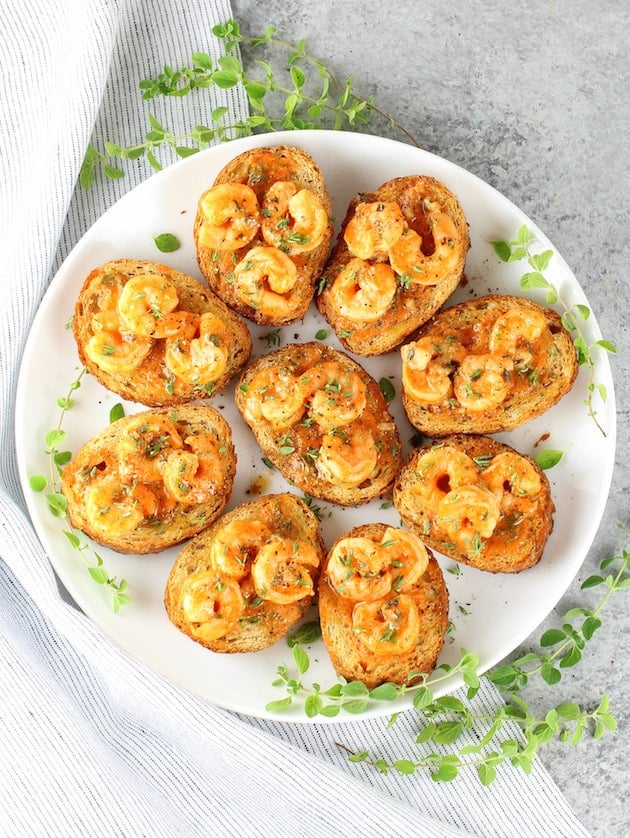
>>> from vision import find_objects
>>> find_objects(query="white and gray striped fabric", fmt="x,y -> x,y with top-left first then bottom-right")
0,1 -> 591,836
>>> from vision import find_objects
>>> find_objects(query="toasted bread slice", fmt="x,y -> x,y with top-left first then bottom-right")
316,175 -> 469,355
400,294 -> 578,435
318,523 -> 449,688
393,434 -> 554,573
61,405 -> 236,554
235,342 -> 402,505
194,146 -> 333,326
164,493 -> 325,653
73,259 -> 252,407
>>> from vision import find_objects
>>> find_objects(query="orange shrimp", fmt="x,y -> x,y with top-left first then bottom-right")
260,181 -> 329,254
197,183 -> 260,251
401,336 -> 467,404
85,477 -> 158,535
388,211 -> 460,286
453,353 -> 514,411
160,435 -> 224,505
232,246 -> 299,319
352,594 -> 421,655
327,258 -> 397,322
379,527 -> 429,591
316,423 -> 378,487
411,445 -> 479,511
343,201 -> 405,259
251,538 -> 320,604
436,484 -> 501,554
326,536 -> 392,602
210,519 -> 272,581
180,570 -> 245,641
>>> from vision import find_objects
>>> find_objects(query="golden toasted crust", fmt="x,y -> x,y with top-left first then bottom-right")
401,294 -> 578,435
61,405 -> 236,554
164,493 -> 326,653
318,523 -> 449,688
234,342 -> 403,505
316,175 -> 469,355
393,434 -> 555,573
194,145 -> 333,326
73,259 -> 252,407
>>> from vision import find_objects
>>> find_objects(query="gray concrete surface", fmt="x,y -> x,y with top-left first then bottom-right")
231,1 -> 629,834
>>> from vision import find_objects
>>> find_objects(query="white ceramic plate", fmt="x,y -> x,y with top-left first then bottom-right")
16,131 -> 616,722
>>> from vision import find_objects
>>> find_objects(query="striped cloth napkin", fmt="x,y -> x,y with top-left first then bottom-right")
0,1 -> 591,835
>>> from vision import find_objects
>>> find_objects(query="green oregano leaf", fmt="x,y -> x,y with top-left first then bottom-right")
153,233 -> 181,253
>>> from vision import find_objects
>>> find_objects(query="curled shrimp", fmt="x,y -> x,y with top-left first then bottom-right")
453,353 -> 514,412
401,336 -> 467,404
251,537 -> 320,604
260,181 -> 329,254
85,311 -> 153,374
343,201 -> 405,260
164,313 -> 230,388
242,365 -> 305,428
117,275 -> 197,339
326,536 -> 392,602
436,484 -> 501,554
160,435 -> 224,505
233,246 -> 299,319
411,445 -> 479,510
304,361 -> 368,430
197,183 -> 260,251
352,594 -> 421,655
85,476 -> 158,535
380,527 -> 429,591
489,308 -> 547,367
316,423 -> 378,487
210,519 -> 272,580
328,258 -> 397,322
388,211 -> 460,285
116,415 -> 184,483
481,452 -> 542,504
180,570 -> 245,641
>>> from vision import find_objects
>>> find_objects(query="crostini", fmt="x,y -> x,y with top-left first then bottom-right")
73,259 -> 252,407
194,145 -> 333,326
400,294 -> 578,435
164,493 -> 325,653
235,342 -> 403,505
318,523 -> 449,688
61,405 -> 236,554
393,434 -> 554,573
316,175 -> 469,355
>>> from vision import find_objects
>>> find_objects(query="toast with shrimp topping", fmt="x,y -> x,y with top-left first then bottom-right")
316,175 -> 470,355
164,493 -> 326,653
393,434 -> 554,573
61,405 -> 236,554
194,145 -> 334,326
235,342 -> 403,505
318,523 -> 449,688
73,259 -> 252,407
400,294 -> 578,435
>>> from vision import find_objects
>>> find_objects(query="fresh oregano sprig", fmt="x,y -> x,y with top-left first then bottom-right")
267,526 -> 628,784
28,370 -> 131,612
492,225 -> 616,435
80,19 -> 419,187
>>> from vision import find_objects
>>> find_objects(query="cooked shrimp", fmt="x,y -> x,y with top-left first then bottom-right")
117,275 -> 197,339
388,211 -> 460,285
411,445 -> 479,510
481,452 -> 542,502
197,183 -> 260,251
453,353 -> 514,412
326,536 -> 392,602
260,181 -> 329,254
343,201 -> 405,260
352,594 -> 421,655
164,313 -> 229,387
233,246 -> 299,319
85,313 -> 153,374
436,484 -> 501,554
116,415 -> 183,483
160,435 -> 224,505
180,570 -> 244,641
316,424 -> 378,487
210,519 -> 272,580
401,336 -> 467,404
305,361 -> 368,430
489,308 -> 547,367
328,258 -> 397,322
251,537 -> 319,604
85,476 -> 158,535
242,365 -> 305,428
380,527 -> 429,591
